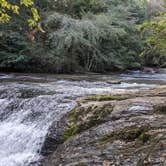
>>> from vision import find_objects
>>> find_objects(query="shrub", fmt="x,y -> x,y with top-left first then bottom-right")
139,12 -> 166,67
43,9 -> 142,72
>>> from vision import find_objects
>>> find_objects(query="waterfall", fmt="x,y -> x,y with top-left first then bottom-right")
0,72 -> 164,166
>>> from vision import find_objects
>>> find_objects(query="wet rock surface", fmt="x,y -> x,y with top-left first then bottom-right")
43,86 -> 166,166
0,72 -> 166,166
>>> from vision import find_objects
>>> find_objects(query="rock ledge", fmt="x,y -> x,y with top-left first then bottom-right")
42,86 -> 166,166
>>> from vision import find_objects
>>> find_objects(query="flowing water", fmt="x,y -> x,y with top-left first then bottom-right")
0,71 -> 165,166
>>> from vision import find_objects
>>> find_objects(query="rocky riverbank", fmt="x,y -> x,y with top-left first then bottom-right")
42,86 -> 166,166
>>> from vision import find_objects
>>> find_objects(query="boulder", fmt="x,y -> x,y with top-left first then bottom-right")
142,67 -> 156,74
106,80 -> 121,84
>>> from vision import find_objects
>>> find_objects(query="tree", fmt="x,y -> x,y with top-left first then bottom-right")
138,0 -> 166,67
139,12 -> 166,67
146,0 -> 165,15
0,0 -> 145,72
0,0 -> 40,28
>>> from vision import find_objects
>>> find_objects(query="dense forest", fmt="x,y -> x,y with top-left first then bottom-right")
0,0 -> 165,73
0,2 -> 166,165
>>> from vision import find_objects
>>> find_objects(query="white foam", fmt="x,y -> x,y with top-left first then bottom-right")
0,73 -> 162,165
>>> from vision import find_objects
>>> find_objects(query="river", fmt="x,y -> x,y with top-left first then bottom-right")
0,71 -> 165,166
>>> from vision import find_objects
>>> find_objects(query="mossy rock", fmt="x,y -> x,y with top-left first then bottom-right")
100,126 -> 150,144
81,94 -> 127,102
64,104 -> 114,141
138,132 -> 150,143
63,122 -> 78,141
74,163 -> 87,166
154,105 -> 166,114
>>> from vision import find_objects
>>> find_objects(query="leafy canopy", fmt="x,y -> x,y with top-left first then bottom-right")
0,0 -> 145,73
0,0 -> 39,27
139,11 -> 166,66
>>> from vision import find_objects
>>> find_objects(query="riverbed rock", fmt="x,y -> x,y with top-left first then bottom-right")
142,67 -> 158,74
42,86 -> 166,166
106,80 -> 121,84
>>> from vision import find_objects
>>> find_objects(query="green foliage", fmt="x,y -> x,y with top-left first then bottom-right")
0,0 -> 40,28
0,0 -> 146,73
42,0 -> 144,72
63,122 -> 78,141
54,0 -> 108,18
139,12 -> 166,67
0,32 -> 31,71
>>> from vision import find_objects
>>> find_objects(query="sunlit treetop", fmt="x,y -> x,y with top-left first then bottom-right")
0,0 -> 40,28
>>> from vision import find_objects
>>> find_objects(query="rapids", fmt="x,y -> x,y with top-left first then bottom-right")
0,71 -> 165,166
